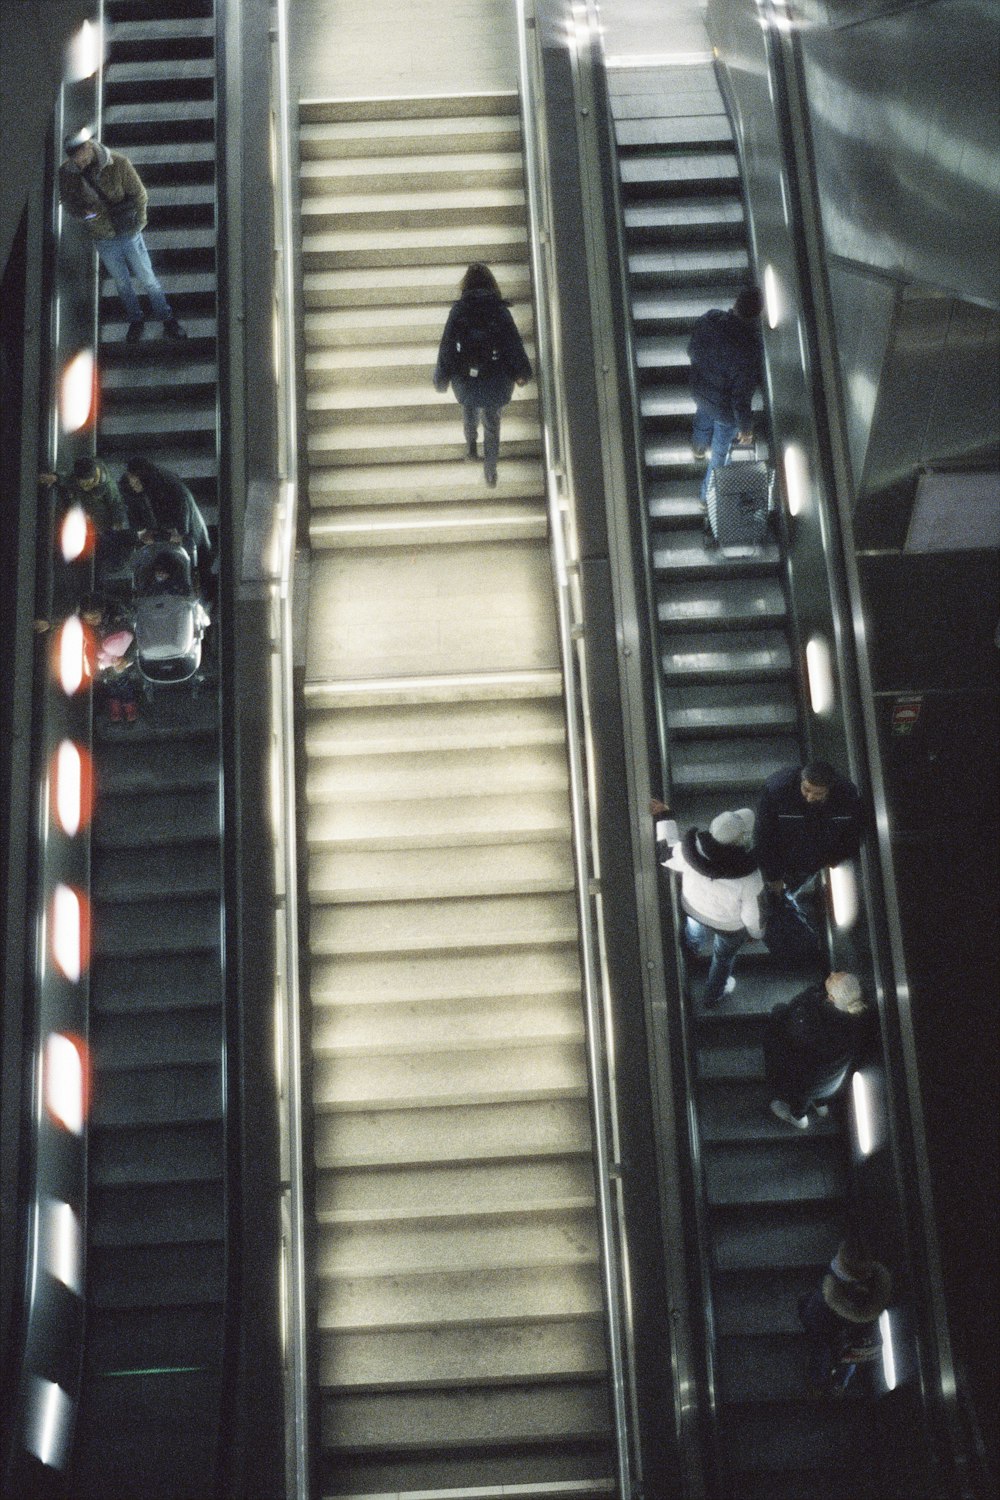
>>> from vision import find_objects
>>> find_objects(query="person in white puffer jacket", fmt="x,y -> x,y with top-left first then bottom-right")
655,806 -> 764,1008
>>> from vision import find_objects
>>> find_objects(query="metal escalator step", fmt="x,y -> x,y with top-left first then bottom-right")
636,335 -> 690,371
92,842 -> 220,902
727,1468 -> 882,1500
85,1302 -> 224,1372
661,630 -> 792,681
718,1401 -> 877,1478
98,405 -> 218,438
619,151 -> 738,187
88,1240 -> 225,1310
102,357 -> 218,391
699,1083 -> 840,1145
103,98 -> 215,126
653,534 -> 782,575
670,737 -> 799,792
109,141 -> 217,169
658,577 -> 787,629
90,1182 -> 224,1254
640,388 -> 695,419
91,1120 -> 224,1187
108,18 -> 215,44
712,1206 -> 842,1272
93,788 -> 221,848
91,949 -> 222,1014
717,1332 -> 821,1404
95,734 -> 218,791
71,1372 -> 220,1499
624,197 -> 744,238
91,894 -> 221,958
616,116 -> 732,147
92,1067 -> 223,1130
713,1266 -> 821,1337
632,289 -> 740,327
104,57 -> 215,83
629,247 -> 749,284
698,1041 -> 765,1082
665,683 -> 797,737
703,1140 -> 848,1207
92,1007 -> 223,1072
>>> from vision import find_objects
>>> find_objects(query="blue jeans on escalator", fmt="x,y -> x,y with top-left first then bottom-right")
692,399 -> 737,502
97,230 -> 173,325
685,918 -> 747,1007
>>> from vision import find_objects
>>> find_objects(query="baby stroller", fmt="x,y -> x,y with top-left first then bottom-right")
133,534 -> 210,690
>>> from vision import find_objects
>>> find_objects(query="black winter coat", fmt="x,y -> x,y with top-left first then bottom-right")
755,766 -> 864,882
764,985 -> 867,1104
433,289 -> 532,407
687,308 -> 761,428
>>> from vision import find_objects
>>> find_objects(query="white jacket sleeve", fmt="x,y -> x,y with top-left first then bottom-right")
741,872 -> 765,939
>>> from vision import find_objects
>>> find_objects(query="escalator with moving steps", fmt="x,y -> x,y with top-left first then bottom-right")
68,2 -> 227,1495
607,59 -> 924,1500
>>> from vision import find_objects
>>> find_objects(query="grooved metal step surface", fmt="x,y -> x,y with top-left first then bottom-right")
69,3 -> 226,1497
299,88 -> 612,1495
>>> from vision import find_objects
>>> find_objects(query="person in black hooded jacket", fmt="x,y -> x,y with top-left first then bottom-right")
119,456 -> 211,564
433,263 -> 531,488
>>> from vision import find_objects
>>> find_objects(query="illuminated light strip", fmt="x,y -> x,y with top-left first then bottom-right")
66,18 -> 103,81
25,1378 -> 73,1470
59,349 -> 95,433
44,1032 -> 86,1134
54,741 -> 83,837
763,264 -> 781,329
805,636 -> 834,714
60,505 -> 90,563
604,51 -> 714,67
879,1309 -> 898,1390
852,1069 -> 874,1156
51,886 -> 87,984
783,443 -> 810,516
44,1199 -> 82,1294
829,862 -> 859,929
58,615 -> 87,696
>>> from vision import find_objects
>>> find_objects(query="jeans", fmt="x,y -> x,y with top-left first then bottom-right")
462,400 -> 502,475
97,231 -> 172,324
685,917 -> 747,1005
692,399 -> 737,502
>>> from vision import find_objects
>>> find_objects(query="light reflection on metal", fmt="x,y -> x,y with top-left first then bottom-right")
763,263 -> 781,328
24,1377 -> 73,1470
44,1199 -> 82,1294
66,19 -> 103,81
805,635 -> 834,714
879,1309 -> 898,1391
59,349 -> 95,433
783,442 -> 810,516
44,1031 -> 86,1132
60,505 -> 91,563
829,862 -> 859,929
57,615 -> 87,695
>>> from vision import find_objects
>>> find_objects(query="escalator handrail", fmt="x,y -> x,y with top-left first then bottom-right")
514,3 -> 640,1493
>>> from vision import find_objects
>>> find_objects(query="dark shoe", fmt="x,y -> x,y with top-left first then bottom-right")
125,319 -> 145,343
770,1098 -> 809,1130
163,318 -> 187,340
692,443 -> 708,459
466,441 -> 478,460
484,466 -> 497,488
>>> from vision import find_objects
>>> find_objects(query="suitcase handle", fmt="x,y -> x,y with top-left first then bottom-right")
726,436 -> 759,464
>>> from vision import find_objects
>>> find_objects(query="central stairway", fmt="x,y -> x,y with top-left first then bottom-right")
298,93 -> 615,1498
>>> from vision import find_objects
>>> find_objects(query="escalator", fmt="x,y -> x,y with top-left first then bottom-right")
68,2 -> 227,1494
607,59 -> 892,1500
298,90 -> 617,1497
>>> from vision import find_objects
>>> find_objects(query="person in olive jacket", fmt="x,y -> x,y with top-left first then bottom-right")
765,971 -> 871,1128
59,126 -> 186,343
433,263 -> 531,488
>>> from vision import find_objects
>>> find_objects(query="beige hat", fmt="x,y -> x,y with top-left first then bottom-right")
823,1244 -> 892,1323
709,808 -> 755,847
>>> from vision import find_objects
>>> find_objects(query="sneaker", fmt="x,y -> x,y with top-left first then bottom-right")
466,441 -> 478,460
692,443 -> 708,459
813,1103 -> 830,1118
125,319 -> 144,343
484,467 -> 497,489
163,317 -> 187,340
723,976 -> 737,996
770,1098 -> 810,1129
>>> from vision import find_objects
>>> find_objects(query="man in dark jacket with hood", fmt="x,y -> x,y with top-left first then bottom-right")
687,284 -> 763,502
59,127 -> 186,343
120,457 -> 211,563
765,971 -> 870,1128
755,760 -> 865,899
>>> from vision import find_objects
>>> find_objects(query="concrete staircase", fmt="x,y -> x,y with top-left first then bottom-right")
299,94 -> 615,1498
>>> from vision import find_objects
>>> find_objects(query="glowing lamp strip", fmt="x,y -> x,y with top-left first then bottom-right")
852,1069 -> 874,1156
58,615 -> 86,696
763,264 -> 781,329
782,443 -> 810,516
25,1378 -> 73,1470
805,636 -> 834,714
45,1033 -> 85,1134
60,505 -> 89,563
66,18 -> 102,81
55,741 -> 82,837
59,350 -> 95,434
44,1199 -> 82,1294
829,862 -> 859,929
879,1309 -> 898,1391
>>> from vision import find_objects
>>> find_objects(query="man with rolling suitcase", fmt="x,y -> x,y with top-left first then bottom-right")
687,285 -> 764,542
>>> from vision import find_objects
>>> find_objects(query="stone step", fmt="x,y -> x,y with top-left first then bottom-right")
303,668 -> 561,709
321,1380 -> 611,1453
299,113 -> 522,159
316,1157 -> 597,1222
305,694 -> 566,758
301,186 -> 526,234
309,892 -> 579,957
313,1095 -> 592,1171
310,500 -> 547,550
299,150 -> 525,198
318,1317 -> 607,1392
306,379 -> 537,419
309,456 -> 544,507
303,222 -> 528,271
306,790 -> 569,850
316,1206 -> 597,1278
309,840 -> 575,905
305,740 -> 569,799
309,945 -> 580,1009
303,260 -> 530,309
312,1040 -> 588,1113
307,415 -> 541,466
300,94 -> 519,124
320,1263 -> 603,1333
304,299 -> 532,349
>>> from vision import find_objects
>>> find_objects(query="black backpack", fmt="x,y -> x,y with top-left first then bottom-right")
449,299 -> 507,379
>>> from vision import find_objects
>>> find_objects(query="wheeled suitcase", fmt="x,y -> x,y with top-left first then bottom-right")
706,440 -> 772,553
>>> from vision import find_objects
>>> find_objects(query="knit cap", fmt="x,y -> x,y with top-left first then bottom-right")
709,808 -> 755,847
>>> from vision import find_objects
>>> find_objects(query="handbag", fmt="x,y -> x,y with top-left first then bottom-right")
763,892 -> 822,965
